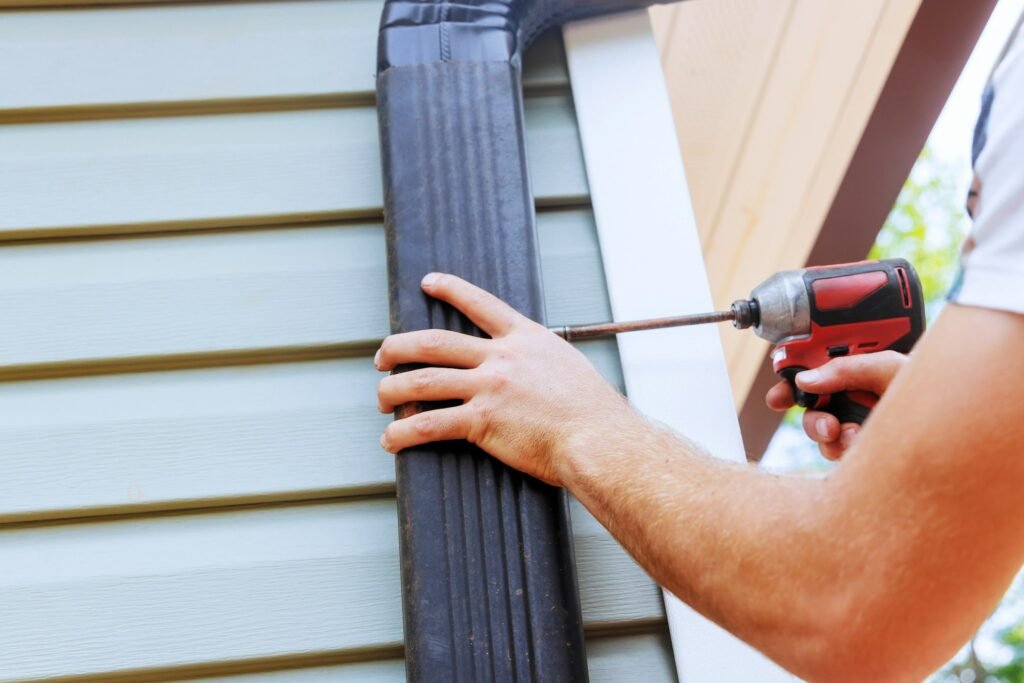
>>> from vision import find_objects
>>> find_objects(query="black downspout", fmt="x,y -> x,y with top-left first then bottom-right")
376,2 -> 667,679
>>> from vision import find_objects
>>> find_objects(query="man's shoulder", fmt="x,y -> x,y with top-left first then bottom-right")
955,21 -> 1024,317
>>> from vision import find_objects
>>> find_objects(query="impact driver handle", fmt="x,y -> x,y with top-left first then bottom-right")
780,367 -> 879,426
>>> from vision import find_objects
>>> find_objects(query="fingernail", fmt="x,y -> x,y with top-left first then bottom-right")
379,433 -> 391,453
421,272 -> 439,288
798,369 -> 821,385
840,428 -> 857,448
374,348 -> 382,369
816,417 -> 830,439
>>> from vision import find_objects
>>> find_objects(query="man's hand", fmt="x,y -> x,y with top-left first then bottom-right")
375,272 -> 636,486
765,351 -> 907,460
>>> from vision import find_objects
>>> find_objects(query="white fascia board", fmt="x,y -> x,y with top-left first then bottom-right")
562,12 -> 799,682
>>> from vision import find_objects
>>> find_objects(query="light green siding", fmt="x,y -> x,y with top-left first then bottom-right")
0,0 -> 676,679
181,634 -> 675,682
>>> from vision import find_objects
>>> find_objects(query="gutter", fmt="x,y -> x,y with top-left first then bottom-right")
375,1 -> 667,679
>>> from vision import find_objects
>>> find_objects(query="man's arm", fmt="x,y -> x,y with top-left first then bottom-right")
376,273 -> 1024,682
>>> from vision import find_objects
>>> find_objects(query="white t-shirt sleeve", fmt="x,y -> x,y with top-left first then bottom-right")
953,35 -> 1024,315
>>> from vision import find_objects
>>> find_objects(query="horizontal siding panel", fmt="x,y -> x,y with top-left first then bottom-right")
0,501 -> 405,682
0,343 -> 622,522
0,499 -> 662,681
586,633 -> 677,682
0,96 -> 587,238
570,498 -> 665,628
184,633 -> 675,681
0,210 -> 606,375
0,1 -> 565,115
0,359 -> 392,521
190,661 -> 408,682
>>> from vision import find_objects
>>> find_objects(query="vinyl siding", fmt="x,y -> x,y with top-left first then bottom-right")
0,0 -> 675,679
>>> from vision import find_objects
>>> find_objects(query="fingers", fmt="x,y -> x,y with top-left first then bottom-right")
380,404 -> 473,454
766,380 -> 796,411
802,410 -> 861,461
818,440 -> 847,462
803,409 -> 840,444
375,329 -> 488,371
378,367 -> 477,413
795,350 -> 907,396
770,352 -> 901,460
420,273 -> 524,337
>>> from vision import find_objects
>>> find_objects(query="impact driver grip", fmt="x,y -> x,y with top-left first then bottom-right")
823,390 -> 878,426
780,367 -> 877,426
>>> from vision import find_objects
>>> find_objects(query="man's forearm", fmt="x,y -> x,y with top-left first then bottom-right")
560,412 -> 865,681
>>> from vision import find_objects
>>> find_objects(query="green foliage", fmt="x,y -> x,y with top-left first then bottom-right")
868,147 -> 968,306
992,622 -> 1024,682
937,572 -> 1024,682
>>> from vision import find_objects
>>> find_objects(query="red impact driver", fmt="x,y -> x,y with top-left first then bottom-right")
550,258 -> 927,425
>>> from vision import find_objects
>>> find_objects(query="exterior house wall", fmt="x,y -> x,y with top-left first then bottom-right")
0,0 -> 676,679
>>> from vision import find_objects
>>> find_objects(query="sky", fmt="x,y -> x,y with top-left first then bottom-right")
928,0 -> 1024,194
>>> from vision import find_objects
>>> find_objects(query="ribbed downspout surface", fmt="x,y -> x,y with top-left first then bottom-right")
375,1 -> 669,679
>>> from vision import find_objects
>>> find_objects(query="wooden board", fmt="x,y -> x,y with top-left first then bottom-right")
649,0 -> 922,410
0,96 -> 588,239
0,1 -> 567,119
0,498 -> 661,681
183,633 -> 676,682
0,209 -> 605,377
649,0 -> 795,243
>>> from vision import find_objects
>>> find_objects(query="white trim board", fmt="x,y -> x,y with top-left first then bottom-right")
562,12 -> 798,682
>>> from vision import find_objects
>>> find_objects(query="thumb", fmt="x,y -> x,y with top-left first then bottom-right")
794,351 -> 907,396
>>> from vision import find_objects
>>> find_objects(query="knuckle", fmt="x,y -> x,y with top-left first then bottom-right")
378,374 -> 398,395
491,340 -> 516,361
827,357 -> 861,382
877,350 -> 906,366
828,355 -> 855,373
411,370 -> 434,391
485,368 -> 510,390
419,330 -> 446,352
414,414 -> 437,437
